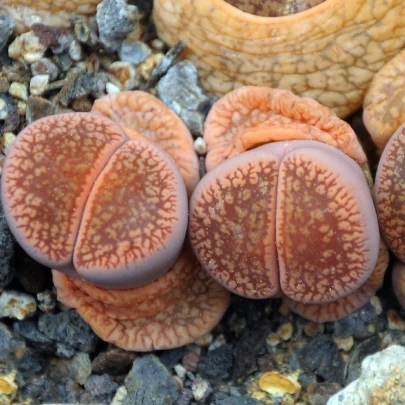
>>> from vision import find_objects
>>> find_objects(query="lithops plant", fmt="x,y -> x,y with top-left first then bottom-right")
189,86 -> 388,322
1,101 -> 230,350
91,91 -> 200,196
1,112 -> 189,288
363,48 -> 405,150
374,122 -> 405,263
53,246 -> 230,351
153,0 -> 405,117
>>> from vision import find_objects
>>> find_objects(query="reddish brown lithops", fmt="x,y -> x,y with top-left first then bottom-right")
284,238 -> 389,322
52,247 -> 231,351
374,122 -> 405,262
203,86 -> 367,172
1,112 -> 188,289
189,140 -> 380,306
92,91 -> 200,196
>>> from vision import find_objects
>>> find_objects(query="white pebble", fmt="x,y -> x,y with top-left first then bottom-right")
194,137 -> 206,155
9,82 -> 28,101
0,290 -> 36,320
30,74 -> 49,96
174,364 -> 187,380
69,39 -> 84,61
8,31 -> 46,63
0,99 -> 8,120
2,132 -> 16,154
191,377 -> 211,401
106,82 -> 121,94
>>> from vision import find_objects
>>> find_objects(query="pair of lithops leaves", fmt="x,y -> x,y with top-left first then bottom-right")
1,87 -> 387,351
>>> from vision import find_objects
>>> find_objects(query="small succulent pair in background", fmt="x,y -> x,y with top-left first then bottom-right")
0,86 -> 402,351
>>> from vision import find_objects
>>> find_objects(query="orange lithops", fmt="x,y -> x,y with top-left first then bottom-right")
53,247 -> 231,351
154,0 -> 405,117
203,86 -> 367,172
1,112 -> 188,289
92,91 -> 200,196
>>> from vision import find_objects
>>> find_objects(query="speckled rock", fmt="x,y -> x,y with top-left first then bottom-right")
13,319 -> 54,347
31,24 -> 73,54
328,345 -> 405,404
160,347 -> 186,370
8,32 -> 47,64
0,201 -> 15,289
0,290 -> 36,320
157,60 -> 213,136
80,374 -> 119,404
198,344 -> 233,382
124,355 -> 179,405
0,14 -> 14,53
296,335 -> 345,385
48,351 -> 92,385
96,0 -> 139,52
38,310 -> 99,354
31,58 -> 60,81
26,96 -> 58,124
307,383 -> 341,405
0,321 -> 26,362
55,71 -> 95,106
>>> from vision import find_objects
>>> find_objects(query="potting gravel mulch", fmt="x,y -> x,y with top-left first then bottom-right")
0,1 -> 404,404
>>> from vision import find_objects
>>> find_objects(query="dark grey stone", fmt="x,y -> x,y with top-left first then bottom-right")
198,344 -> 233,382
0,14 -> 14,52
159,347 -> 186,370
31,24 -> 73,54
26,96 -> 59,124
56,71 -> 95,106
82,374 -> 119,403
31,58 -> 60,81
13,319 -> 54,345
157,60 -> 213,136
346,335 -> 381,384
216,395 -> 263,405
56,343 -> 76,358
306,382 -> 341,405
333,302 -> 380,339
124,354 -> 179,405
296,334 -> 345,385
96,0 -> 139,52
92,347 -> 137,375
0,199 -> 16,289
16,348 -> 47,377
38,310 -> 99,353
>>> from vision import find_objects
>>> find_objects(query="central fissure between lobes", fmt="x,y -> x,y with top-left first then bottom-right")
189,140 -> 380,304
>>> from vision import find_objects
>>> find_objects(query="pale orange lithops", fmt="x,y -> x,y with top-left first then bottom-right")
154,0 -> 405,117
0,0 -> 101,32
1,112 -> 188,289
52,247 -> 231,351
363,48 -> 405,150
203,86 -> 367,172
189,140 -> 381,308
92,91 -> 200,196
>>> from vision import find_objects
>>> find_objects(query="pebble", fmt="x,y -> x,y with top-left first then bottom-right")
31,58 -> 60,81
217,395 -> 263,405
266,333 -> 281,347
306,383 -> 341,405
55,72 -> 94,106
0,132 -> 16,153
277,322 -> 293,341
30,75 -> 49,96
296,334 -> 345,385
304,322 -> 325,337
91,347 -> 137,375
198,344 -> 233,382
0,321 -> 26,362
328,345 -> 405,404
82,374 -> 119,403
194,137 -> 206,155
0,290 -> 36,320
118,40 -> 152,65
182,350 -> 200,372
0,76 -> 10,93
345,335 -> 381,384
0,202 -> 15,289
157,60 -> 212,136
333,336 -> 354,352
387,309 -> 405,330
0,370 -> 18,403
174,364 -> 187,380
37,290 -> 56,313
96,0 -> 139,52
8,82 -> 28,101
8,32 -> 46,64
108,61 -> 138,90
15,252 -> 49,294
159,347 -> 186,370
48,352 -> 92,385
106,82 -> 121,94
68,39 -> 84,62
53,53 -> 73,73
124,355 -> 179,405
139,53 -> 164,80
259,371 -> 300,397
191,376 -> 212,401
13,319 -> 54,346
110,385 -> 127,405
38,310 -> 99,353
195,332 -> 213,347
0,14 -> 14,53
31,24 -> 72,54
26,96 -> 58,124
